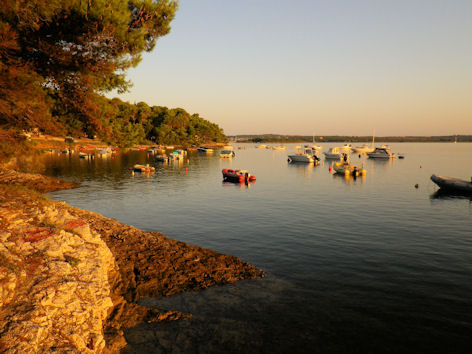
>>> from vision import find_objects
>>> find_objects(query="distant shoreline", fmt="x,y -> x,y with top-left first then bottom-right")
230,135 -> 469,143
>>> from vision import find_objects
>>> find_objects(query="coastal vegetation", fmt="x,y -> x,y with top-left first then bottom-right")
0,0 -> 225,159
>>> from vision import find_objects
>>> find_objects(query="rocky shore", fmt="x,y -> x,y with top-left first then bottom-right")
0,169 -> 264,353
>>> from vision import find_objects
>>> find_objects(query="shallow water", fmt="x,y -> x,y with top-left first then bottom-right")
46,143 -> 472,353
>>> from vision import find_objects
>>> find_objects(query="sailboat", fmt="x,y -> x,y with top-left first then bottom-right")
353,130 -> 375,154
305,134 -> 322,151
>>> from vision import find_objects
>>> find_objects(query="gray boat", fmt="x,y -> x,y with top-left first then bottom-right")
431,174 -> 472,193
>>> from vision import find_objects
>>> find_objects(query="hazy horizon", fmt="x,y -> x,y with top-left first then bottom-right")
112,0 -> 472,136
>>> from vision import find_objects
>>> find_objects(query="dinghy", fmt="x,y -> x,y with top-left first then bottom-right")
431,174 -> 472,193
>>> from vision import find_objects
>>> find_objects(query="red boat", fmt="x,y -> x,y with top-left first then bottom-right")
222,169 -> 256,183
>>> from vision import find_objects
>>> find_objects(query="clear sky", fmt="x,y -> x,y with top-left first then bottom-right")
113,0 -> 472,136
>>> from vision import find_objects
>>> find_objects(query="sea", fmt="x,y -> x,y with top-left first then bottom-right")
45,143 -> 472,353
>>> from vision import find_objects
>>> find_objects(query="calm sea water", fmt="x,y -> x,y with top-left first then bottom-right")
45,143 -> 472,353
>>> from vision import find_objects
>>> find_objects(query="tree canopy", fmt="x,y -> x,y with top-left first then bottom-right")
0,0 -> 178,134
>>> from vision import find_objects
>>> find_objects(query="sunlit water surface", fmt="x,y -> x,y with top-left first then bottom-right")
46,143 -> 472,353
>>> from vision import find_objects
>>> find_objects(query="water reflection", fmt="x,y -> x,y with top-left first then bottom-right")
45,143 -> 472,354
430,189 -> 472,201
331,173 -> 366,185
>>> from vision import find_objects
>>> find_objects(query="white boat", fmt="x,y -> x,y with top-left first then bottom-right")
305,134 -> 322,150
272,145 -> 287,150
367,146 -> 395,159
323,147 -> 342,160
431,174 -> 472,193
169,149 -> 187,160
78,152 -> 90,159
96,147 -> 111,156
220,150 -> 235,158
353,144 -> 375,154
255,144 -> 267,149
288,147 -> 320,164
197,147 -> 214,153
353,130 -> 375,154
332,161 -> 367,177
223,145 -> 234,150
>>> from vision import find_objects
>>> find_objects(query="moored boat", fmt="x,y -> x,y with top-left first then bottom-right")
222,169 -> 256,183
272,145 -> 287,151
324,147 -> 342,160
353,144 -> 375,154
332,161 -> 366,177
288,147 -> 320,164
367,146 -> 395,159
431,174 -> 472,193
133,164 -> 155,173
197,147 -> 214,153
220,150 -> 235,158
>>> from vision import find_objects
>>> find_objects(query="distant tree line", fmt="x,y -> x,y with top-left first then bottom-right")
233,135 -> 472,143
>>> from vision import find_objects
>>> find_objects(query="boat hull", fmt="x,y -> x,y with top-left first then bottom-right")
288,155 -> 314,163
222,169 -> 256,183
431,174 -> 472,192
333,162 -> 366,177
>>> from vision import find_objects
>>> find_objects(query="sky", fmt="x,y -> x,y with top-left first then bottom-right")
112,0 -> 472,136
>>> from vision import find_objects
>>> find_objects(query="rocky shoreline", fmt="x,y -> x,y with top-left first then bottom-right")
0,169 -> 264,353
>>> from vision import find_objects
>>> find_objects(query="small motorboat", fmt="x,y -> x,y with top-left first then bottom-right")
367,146 -> 395,159
78,152 -> 90,159
272,145 -> 287,151
222,169 -> 256,183
197,147 -> 214,153
133,164 -> 155,173
220,150 -> 235,158
288,147 -> 320,164
332,161 -> 366,177
352,144 -> 375,154
155,154 -> 168,162
324,147 -> 342,160
431,174 -> 472,193
255,145 -> 267,149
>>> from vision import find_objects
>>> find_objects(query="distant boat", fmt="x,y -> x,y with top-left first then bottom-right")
288,147 -> 320,164
220,150 -> 235,158
255,145 -> 267,149
169,149 -> 187,160
367,146 -> 395,159
272,145 -> 287,151
197,147 -> 214,153
339,143 -> 353,152
352,144 -> 375,154
354,130 -> 375,154
223,145 -> 235,150
78,152 -> 90,159
133,164 -> 155,173
305,134 -> 322,150
431,174 -> 472,193
324,147 -> 342,160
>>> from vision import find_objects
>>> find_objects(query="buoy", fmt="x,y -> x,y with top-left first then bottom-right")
414,184 -> 419,188
131,171 -> 135,176
420,165 -> 422,168
185,168 -> 188,173
329,166 -> 332,172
